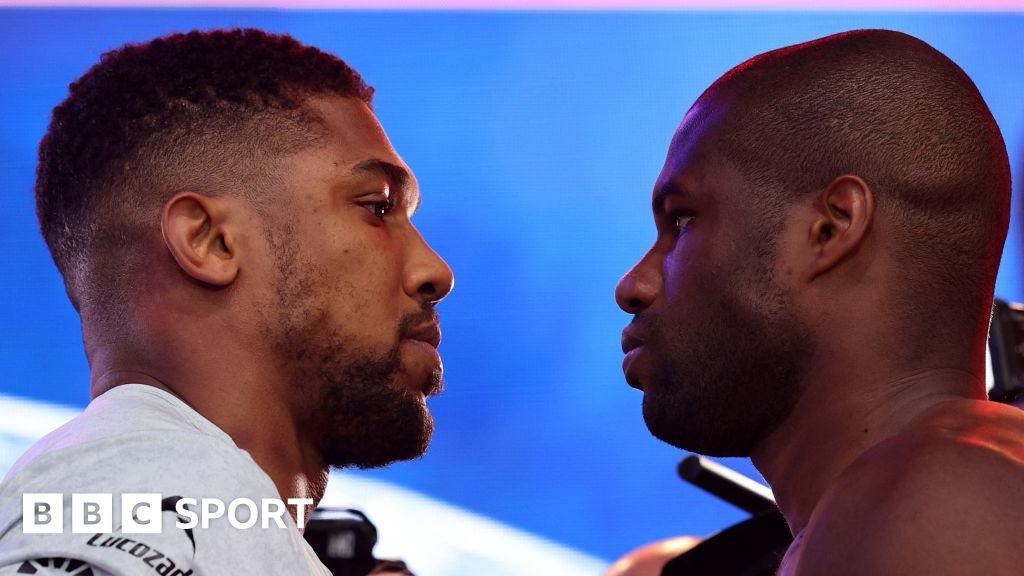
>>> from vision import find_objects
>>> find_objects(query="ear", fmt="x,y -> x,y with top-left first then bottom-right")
806,175 -> 875,280
160,192 -> 239,287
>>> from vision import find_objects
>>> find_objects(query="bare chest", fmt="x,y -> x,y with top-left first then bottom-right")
775,531 -> 805,576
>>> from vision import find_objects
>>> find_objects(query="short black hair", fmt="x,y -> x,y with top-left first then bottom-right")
35,28 -> 373,324
699,30 -> 1010,352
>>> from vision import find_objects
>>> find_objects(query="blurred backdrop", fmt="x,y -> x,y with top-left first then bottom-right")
1,4 -> 1023,568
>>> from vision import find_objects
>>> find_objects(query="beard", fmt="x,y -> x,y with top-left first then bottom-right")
641,260 -> 810,457
299,332 -> 436,471
265,236 -> 439,470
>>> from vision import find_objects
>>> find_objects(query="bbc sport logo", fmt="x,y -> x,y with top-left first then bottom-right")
23,493 -> 315,533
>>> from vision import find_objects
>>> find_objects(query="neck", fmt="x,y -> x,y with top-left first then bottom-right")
751,349 -> 985,535
89,344 -> 329,528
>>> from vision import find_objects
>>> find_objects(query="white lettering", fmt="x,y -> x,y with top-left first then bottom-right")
200,498 -> 224,529
260,499 -> 287,529
228,498 -> 257,529
287,498 -> 314,527
22,493 -> 301,532
175,497 -> 199,529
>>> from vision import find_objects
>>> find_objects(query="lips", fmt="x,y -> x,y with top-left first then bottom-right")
401,322 -> 443,396
620,327 -> 646,390
405,323 -> 441,349
621,329 -> 644,355
622,349 -> 644,390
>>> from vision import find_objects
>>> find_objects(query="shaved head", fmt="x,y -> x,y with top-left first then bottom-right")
699,29 -> 1010,350
618,29 -> 1010,457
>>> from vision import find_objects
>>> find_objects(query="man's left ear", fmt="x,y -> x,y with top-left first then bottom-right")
160,192 -> 241,287
805,174 -> 875,280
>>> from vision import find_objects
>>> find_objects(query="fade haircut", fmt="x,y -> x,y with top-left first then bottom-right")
35,28 -> 373,337
700,29 -> 1011,353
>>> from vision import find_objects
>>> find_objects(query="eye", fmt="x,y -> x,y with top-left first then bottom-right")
674,214 -> 695,235
361,197 -> 395,219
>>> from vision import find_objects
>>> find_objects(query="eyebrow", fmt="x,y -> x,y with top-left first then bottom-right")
652,179 -> 685,213
352,158 -> 421,213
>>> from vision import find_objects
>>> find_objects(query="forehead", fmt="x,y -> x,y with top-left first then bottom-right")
655,96 -> 761,211
306,95 -> 410,173
655,103 -> 729,201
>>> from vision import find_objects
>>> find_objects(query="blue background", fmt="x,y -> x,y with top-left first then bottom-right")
2,9 -> 1022,561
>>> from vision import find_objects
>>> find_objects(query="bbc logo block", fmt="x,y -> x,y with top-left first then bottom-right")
22,494 -> 63,534
23,493 -> 163,534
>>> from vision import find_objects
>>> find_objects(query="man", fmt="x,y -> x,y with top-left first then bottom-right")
616,30 -> 1024,575
0,29 -> 453,575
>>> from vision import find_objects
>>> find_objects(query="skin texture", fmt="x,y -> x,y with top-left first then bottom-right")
618,104 -> 811,457
603,536 -> 701,576
88,95 -> 454,524
616,98 -> 1024,574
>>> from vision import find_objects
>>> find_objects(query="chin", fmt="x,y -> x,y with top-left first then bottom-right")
348,424 -> 433,470
320,394 -> 435,470
641,392 -> 743,456
403,364 -> 444,398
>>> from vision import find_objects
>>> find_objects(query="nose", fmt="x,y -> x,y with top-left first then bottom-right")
615,249 -> 661,314
404,227 -> 455,304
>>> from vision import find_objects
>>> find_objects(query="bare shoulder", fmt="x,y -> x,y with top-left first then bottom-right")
792,400 -> 1024,576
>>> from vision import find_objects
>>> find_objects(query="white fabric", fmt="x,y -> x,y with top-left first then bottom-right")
0,384 -> 329,576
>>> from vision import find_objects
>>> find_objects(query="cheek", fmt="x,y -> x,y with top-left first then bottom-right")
319,209 -> 399,273
323,231 -> 405,315
659,236 -> 738,320
660,240 -> 703,302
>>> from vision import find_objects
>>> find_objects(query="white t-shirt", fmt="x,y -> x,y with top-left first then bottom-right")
0,384 -> 330,576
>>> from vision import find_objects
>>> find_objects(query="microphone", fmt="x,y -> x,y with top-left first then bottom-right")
677,454 -> 776,516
